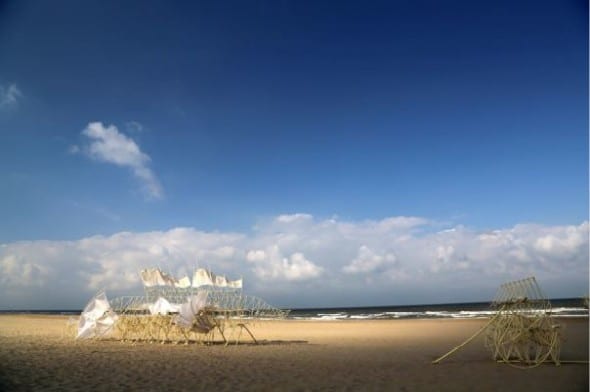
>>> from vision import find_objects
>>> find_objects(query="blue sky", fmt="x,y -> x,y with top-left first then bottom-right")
0,1 -> 587,309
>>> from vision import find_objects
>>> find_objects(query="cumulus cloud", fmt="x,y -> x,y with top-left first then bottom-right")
0,83 -> 22,109
0,215 -> 587,309
343,246 -> 397,274
73,122 -> 163,199
246,245 -> 323,281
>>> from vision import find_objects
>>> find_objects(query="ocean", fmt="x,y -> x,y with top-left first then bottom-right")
1,298 -> 587,320
288,298 -> 588,320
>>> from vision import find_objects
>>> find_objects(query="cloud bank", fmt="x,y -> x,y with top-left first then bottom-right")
0,215 -> 587,309
72,122 -> 163,199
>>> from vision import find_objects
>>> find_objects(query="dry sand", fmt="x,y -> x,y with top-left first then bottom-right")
0,315 -> 587,391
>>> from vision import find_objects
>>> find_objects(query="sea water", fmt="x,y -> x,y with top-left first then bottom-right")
1,298 -> 587,320
287,298 -> 588,320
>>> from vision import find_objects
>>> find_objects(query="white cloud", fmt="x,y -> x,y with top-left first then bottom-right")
0,216 -> 587,309
74,122 -> 163,199
0,83 -> 22,109
246,245 -> 323,281
343,245 -> 397,274
276,213 -> 314,224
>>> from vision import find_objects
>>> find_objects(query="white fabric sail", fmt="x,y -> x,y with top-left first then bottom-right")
191,268 -> 242,289
215,275 -> 228,287
191,268 -> 214,287
175,276 -> 191,288
140,268 -> 178,287
227,278 -> 243,289
176,291 -> 209,330
76,291 -> 118,339
148,297 -> 181,315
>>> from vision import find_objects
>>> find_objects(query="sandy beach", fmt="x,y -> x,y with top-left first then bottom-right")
0,315 -> 587,391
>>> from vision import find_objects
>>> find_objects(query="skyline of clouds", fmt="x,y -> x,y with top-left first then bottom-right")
0,214 -> 587,309
71,122 -> 163,200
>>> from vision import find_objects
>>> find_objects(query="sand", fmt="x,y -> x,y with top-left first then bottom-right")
0,315 -> 587,391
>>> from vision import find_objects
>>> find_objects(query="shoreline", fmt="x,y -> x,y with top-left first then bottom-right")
0,315 -> 587,391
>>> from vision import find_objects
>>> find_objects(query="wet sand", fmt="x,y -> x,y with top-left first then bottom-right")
0,315 -> 587,391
